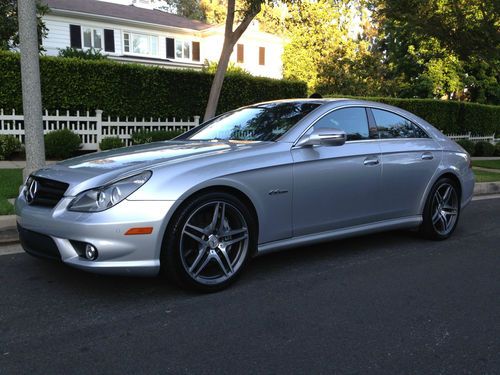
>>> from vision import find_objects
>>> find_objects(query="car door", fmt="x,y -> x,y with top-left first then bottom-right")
291,107 -> 383,237
369,108 -> 442,219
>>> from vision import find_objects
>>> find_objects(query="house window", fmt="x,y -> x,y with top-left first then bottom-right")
123,32 -> 159,57
175,40 -> 191,59
82,27 -> 103,49
259,47 -> 265,66
237,44 -> 244,63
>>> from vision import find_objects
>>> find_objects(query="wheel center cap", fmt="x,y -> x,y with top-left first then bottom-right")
208,234 -> 220,249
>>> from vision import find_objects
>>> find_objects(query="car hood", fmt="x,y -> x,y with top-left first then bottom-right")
33,140 -> 270,196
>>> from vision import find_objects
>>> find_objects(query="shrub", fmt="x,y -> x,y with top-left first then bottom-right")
0,135 -> 21,160
58,47 -> 107,60
44,129 -> 81,159
99,136 -> 124,150
456,139 -> 475,155
495,143 -> 500,156
131,130 -> 183,145
0,51 -> 307,119
474,141 -> 496,157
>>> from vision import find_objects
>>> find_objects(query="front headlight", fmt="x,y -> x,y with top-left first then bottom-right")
68,171 -> 152,212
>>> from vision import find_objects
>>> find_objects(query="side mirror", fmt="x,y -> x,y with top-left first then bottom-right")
295,128 -> 347,148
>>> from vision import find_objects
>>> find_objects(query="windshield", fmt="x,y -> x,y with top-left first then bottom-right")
188,102 -> 321,142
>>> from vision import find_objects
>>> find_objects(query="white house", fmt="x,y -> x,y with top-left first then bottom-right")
41,0 -> 285,79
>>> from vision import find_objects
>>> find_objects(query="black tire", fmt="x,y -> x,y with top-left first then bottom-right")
161,191 -> 257,292
421,177 -> 461,240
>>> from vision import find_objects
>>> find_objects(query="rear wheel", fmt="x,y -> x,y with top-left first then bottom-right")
161,192 -> 256,292
421,177 -> 460,240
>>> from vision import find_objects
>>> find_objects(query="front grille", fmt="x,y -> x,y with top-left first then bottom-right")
18,224 -> 61,261
27,176 -> 69,208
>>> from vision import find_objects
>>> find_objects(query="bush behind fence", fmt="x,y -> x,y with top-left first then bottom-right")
0,51 -> 307,119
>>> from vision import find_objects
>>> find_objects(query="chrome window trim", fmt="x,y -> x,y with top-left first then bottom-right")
292,105 -> 373,148
292,104 -> 433,147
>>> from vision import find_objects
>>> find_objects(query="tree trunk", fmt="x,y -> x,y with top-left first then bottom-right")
203,1 -> 262,121
203,40 -> 235,121
18,0 -> 45,179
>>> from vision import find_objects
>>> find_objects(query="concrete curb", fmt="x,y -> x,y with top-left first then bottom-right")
474,182 -> 500,196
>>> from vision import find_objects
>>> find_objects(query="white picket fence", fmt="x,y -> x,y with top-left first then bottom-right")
0,108 -> 497,149
0,109 -> 200,150
446,132 -> 498,144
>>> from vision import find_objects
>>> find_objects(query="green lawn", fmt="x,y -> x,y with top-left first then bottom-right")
472,160 -> 500,170
0,169 -> 23,215
473,169 -> 500,183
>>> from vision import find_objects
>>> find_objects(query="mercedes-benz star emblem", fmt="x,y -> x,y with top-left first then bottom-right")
26,179 -> 38,204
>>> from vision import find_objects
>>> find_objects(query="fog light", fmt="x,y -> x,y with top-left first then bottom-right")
85,244 -> 98,260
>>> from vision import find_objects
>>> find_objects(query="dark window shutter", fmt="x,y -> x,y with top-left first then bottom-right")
192,41 -> 200,61
259,47 -> 265,65
237,44 -> 244,63
104,29 -> 115,52
69,25 -> 82,49
166,38 -> 175,59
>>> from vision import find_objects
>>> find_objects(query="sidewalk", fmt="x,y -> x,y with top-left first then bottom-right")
0,160 -> 57,169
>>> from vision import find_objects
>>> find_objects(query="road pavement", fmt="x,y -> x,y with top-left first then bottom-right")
1,199 -> 499,374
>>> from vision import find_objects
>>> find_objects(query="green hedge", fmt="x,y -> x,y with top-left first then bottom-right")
324,95 -> 500,135
0,51 -> 307,118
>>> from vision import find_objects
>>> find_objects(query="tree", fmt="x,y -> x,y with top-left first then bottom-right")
371,0 -> 499,103
158,0 -> 206,21
203,0 -> 263,120
0,0 -> 48,51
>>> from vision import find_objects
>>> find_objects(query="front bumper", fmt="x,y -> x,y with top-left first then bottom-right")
16,194 -> 176,276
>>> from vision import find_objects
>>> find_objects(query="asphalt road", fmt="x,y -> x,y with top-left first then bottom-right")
1,199 -> 499,374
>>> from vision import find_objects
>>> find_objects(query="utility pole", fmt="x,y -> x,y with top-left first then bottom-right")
18,0 -> 45,179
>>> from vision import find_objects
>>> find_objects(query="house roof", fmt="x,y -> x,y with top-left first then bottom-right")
43,0 -> 213,31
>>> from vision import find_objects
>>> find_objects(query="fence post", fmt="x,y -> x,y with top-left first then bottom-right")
96,109 -> 103,150
193,116 -> 200,128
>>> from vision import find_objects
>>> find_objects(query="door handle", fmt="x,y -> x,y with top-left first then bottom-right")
364,156 -> 380,166
421,152 -> 434,160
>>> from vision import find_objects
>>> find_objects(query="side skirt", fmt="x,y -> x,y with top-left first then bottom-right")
256,216 -> 422,256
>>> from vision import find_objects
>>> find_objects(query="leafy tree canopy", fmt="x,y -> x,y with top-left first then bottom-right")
0,0 -> 48,51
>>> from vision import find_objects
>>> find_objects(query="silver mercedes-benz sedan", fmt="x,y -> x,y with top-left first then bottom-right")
16,99 -> 475,291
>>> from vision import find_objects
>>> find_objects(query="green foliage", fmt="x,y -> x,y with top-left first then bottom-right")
474,141 -> 496,157
0,168 -> 22,215
202,60 -> 251,76
323,95 -> 500,135
0,0 -> 48,51
473,169 -> 500,183
371,0 -> 500,104
44,129 -> 81,159
58,47 -> 107,60
131,130 -> 183,145
159,0 -> 206,21
496,143 -> 500,157
456,140 -> 475,156
0,134 -> 21,160
0,51 -> 306,118
99,137 -> 124,150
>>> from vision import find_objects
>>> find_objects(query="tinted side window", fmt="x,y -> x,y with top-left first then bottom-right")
372,109 -> 428,139
312,107 -> 371,141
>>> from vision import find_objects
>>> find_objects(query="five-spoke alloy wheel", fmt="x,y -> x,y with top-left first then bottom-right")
421,178 -> 460,240
162,192 -> 256,292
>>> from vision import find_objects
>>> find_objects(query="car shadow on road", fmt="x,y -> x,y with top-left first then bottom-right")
13,228 -> 429,299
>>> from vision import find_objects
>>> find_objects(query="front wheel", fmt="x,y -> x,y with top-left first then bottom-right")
161,192 -> 256,292
421,177 -> 460,240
